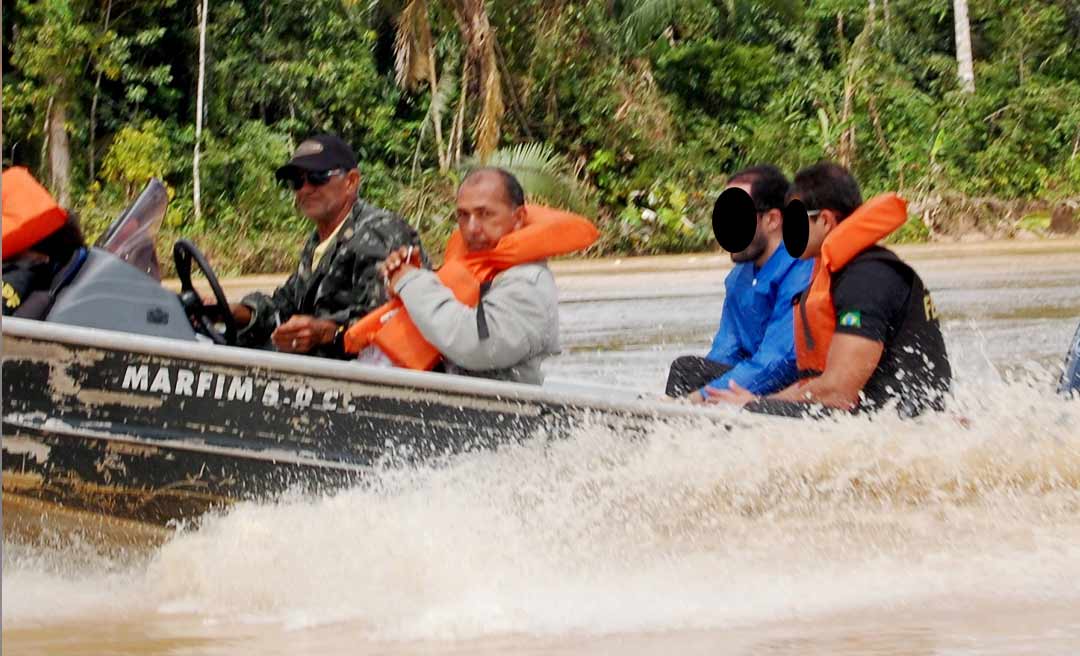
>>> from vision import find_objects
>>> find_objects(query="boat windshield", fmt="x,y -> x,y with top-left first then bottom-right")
94,179 -> 168,281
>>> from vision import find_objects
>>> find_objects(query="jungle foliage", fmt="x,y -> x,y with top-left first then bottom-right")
4,0 -> 1079,272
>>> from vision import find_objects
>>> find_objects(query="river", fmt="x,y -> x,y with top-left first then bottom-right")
5,241 -> 1080,654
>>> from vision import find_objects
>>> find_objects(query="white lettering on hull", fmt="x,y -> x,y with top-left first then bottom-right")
118,365 -> 373,415
149,367 -> 172,394
122,365 -> 150,391
176,369 -> 195,396
228,377 -> 253,402
196,372 -> 214,397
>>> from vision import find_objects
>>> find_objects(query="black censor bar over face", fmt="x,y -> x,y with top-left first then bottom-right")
711,187 -> 757,254
711,187 -> 811,258
782,198 -> 810,258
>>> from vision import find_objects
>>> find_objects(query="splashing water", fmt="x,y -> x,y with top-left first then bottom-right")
5,377 -> 1080,645
7,247 -> 1080,652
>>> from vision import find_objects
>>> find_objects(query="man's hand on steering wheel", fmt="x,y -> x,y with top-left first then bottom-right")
229,303 -> 253,327
200,299 -> 251,327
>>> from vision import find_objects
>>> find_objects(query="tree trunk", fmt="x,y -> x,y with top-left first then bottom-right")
47,97 -> 72,207
194,0 -> 209,225
427,45 -> 448,172
953,0 -> 975,93
89,0 -> 114,182
450,0 -> 504,160
495,40 -> 533,140
449,62 -> 469,167
837,12 -> 856,168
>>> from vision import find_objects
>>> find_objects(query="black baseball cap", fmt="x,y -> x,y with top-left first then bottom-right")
275,134 -> 358,182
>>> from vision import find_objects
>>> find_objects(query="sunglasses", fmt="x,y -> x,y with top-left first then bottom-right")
280,169 -> 345,191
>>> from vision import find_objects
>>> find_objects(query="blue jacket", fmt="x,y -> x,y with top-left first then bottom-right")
705,245 -> 814,395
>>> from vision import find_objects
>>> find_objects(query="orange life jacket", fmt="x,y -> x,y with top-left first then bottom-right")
344,205 -> 599,369
2,167 -> 69,260
793,193 -> 908,375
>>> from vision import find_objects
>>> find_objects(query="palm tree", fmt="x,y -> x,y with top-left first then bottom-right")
370,0 -> 505,168
470,142 -> 593,214
620,0 -> 681,47
394,0 -> 448,170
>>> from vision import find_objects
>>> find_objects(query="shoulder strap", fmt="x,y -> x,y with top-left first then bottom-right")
476,281 -> 493,340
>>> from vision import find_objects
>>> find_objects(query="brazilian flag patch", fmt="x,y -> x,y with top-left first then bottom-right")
839,310 -> 862,328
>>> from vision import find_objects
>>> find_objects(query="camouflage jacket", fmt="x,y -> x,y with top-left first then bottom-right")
238,196 -> 423,357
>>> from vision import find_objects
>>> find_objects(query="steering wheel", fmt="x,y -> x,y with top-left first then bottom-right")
173,239 -> 238,346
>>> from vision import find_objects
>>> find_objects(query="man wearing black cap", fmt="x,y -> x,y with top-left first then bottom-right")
228,134 -> 423,357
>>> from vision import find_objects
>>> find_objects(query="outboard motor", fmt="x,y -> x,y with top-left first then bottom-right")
1059,320 -> 1080,396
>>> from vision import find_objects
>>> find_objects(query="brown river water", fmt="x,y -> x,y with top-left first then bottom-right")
5,240 -> 1080,655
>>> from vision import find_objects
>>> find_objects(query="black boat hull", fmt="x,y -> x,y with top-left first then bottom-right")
3,318 -> 692,527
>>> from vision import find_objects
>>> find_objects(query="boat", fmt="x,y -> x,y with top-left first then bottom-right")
1061,320 -> 1080,396
2,180 -> 724,532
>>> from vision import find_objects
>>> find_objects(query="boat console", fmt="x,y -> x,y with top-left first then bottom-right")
32,178 -> 230,344
47,246 -> 197,342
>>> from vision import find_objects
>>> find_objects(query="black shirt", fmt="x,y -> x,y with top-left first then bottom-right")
2,254 -> 53,317
831,248 -> 951,415
751,247 -> 951,418
831,257 -> 912,344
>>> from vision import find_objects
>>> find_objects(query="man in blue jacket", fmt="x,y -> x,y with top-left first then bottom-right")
666,165 -> 814,401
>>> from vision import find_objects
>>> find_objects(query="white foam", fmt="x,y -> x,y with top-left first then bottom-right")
6,378 -> 1080,641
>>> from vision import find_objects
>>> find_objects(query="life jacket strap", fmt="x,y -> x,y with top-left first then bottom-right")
476,281 -> 493,341
797,287 -> 815,351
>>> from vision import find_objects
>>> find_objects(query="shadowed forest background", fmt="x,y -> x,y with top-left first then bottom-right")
3,0 -> 1079,273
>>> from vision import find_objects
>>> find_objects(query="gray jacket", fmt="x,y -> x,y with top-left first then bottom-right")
394,262 -> 559,384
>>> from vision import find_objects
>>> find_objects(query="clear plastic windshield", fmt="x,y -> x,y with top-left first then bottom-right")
94,178 -> 168,281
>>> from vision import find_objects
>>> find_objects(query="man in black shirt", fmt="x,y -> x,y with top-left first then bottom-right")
711,163 -> 951,416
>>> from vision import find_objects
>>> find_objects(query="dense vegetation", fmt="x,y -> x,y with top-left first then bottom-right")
4,0 -> 1080,273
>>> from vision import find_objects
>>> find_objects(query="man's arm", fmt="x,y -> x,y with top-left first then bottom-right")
701,260 -> 811,398
235,271 -> 303,346
705,296 -> 743,366
394,264 -> 556,371
760,258 -> 905,409
768,333 -> 884,408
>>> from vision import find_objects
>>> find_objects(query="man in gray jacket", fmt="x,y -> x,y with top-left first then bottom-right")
380,168 -> 559,384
